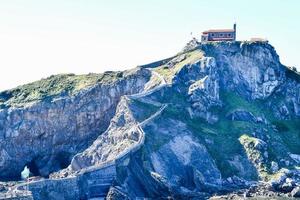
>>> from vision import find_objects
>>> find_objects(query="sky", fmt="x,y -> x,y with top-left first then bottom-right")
0,0 -> 299,91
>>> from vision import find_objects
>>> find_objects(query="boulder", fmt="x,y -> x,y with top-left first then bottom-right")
291,186 -> 300,197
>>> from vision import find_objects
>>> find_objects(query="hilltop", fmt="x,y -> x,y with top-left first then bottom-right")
0,41 -> 299,199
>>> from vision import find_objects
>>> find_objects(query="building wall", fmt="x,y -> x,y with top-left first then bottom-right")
201,31 -> 236,42
208,32 -> 235,41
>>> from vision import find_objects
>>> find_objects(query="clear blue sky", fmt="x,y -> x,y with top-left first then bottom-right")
0,0 -> 299,91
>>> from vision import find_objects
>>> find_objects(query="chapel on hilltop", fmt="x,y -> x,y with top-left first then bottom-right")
201,23 -> 236,42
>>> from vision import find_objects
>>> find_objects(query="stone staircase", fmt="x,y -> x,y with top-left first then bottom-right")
8,69 -> 168,199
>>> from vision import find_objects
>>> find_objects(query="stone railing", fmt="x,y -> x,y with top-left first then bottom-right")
12,69 -> 168,199
0,190 -> 33,200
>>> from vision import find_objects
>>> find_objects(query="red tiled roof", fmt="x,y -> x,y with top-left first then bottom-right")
202,29 -> 234,33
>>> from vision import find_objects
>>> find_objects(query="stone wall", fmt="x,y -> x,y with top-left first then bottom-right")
16,164 -> 116,200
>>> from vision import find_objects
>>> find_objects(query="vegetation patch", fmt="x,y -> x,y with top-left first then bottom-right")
0,72 -> 123,107
219,91 -> 263,116
161,98 -> 259,179
129,98 -> 160,123
159,90 -> 299,179
239,134 -> 270,179
272,121 -> 289,132
274,119 -> 300,154
154,49 -> 204,83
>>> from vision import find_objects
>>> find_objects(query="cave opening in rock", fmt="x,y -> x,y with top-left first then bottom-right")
26,160 -> 41,177
55,151 -> 72,169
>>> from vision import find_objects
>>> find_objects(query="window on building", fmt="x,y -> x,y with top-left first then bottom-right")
228,34 -> 231,37
220,33 -> 223,37
211,33 -> 215,36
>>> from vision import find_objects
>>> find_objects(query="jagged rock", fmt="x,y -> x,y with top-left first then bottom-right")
0,68 -> 150,180
106,186 -> 129,200
199,42 -> 286,100
0,41 -> 299,200
69,96 -> 143,171
150,135 -> 222,190
183,57 -> 221,122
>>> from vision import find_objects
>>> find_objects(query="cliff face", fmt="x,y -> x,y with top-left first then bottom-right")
0,41 -> 300,199
107,42 -> 300,199
0,68 -> 151,180
200,43 -> 300,118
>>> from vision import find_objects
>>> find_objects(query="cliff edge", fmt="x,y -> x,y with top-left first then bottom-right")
0,41 -> 300,199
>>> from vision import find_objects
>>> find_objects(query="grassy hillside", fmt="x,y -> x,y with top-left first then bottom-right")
0,72 -> 123,108
154,49 -> 203,83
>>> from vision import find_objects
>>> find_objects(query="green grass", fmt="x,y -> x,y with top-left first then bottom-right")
128,97 -> 172,152
221,92 -> 299,151
219,91 -> 300,153
146,129 -> 171,152
274,119 -> 300,154
218,91 -> 263,116
161,100 -> 258,179
129,98 -> 160,123
0,72 -> 123,107
125,74 -> 299,181
158,91 -> 254,177
154,49 -> 203,83
158,90 -> 299,179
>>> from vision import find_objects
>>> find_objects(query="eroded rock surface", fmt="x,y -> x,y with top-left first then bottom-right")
0,41 -> 299,199
0,68 -> 150,180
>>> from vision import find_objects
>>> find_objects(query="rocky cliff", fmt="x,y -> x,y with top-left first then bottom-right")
0,69 -> 150,180
0,41 -> 299,199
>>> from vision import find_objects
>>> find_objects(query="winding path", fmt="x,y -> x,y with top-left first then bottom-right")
10,69 -> 168,200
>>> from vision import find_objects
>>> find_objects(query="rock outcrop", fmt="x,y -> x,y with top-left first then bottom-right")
0,69 -> 150,180
0,41 -> 299,199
